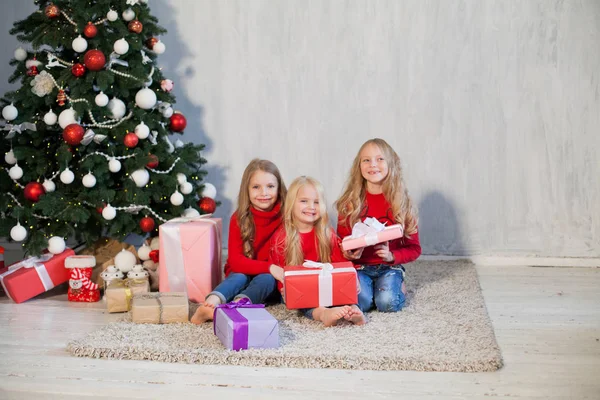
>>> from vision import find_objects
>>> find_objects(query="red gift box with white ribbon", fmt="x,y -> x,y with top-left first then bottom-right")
284,261 -> 358,309
0,249 -> 74,303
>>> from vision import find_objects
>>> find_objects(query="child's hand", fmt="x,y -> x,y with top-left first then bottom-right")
269,264 -> 284,283
374,242 -> 394,263
342,246 -> 364,261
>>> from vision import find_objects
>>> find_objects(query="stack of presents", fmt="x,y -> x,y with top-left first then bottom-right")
0,216 -> 403,351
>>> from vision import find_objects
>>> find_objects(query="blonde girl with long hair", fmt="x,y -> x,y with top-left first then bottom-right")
336,138 -> 421,314
191,159 -> 287,324
269,176 -> 366,327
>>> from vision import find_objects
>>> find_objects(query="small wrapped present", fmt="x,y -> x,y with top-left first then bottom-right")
104,277 -> 150,313
0,249 -> 74,303
131,292 -> 189,324
0,246 -> 4,269
284,261 -> 358,309
213,298 -> 279,351
341,217 -> 404,251
159,216 -> 223,303
79,238 -> 139,287
66,255 -> 100,302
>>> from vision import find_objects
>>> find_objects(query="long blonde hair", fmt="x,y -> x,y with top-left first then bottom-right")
336,138 -> 418,236
280,176 -> 334,266
236,159 -> 287,258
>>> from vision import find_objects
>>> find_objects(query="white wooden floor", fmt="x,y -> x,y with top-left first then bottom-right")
0,264 -> 599,399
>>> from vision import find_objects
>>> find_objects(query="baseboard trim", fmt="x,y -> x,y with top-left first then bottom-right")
420,255 -> 600,268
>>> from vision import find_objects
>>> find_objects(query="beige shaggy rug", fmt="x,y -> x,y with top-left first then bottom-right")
67,260 -> 503,372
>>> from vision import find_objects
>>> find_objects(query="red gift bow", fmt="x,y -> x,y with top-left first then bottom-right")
149,250 -> 159,263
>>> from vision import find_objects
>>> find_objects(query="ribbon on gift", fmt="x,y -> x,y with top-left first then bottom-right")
106,279 -> 134,310
2,122 -> 37,139
81,129 -> 107,146
160,214 -> 220,294
284,261 -> 356,307
213,298 -> 265,351
342,217 -> 404,246
0,253 -> 54,302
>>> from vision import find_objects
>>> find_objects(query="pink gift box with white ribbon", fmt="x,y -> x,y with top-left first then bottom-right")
341,218 -> 404,251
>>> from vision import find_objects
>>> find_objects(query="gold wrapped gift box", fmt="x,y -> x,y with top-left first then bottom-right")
105,278 -> 150,313
131,292 -> 189,324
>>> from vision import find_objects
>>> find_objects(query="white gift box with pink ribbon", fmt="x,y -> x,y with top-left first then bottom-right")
158,215 -> 223,303
341,217 -> 404,251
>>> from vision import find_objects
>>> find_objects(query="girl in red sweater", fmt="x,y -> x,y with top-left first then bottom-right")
191,159 -> 287,324
269,176 -> 366,327
336,138 -> 421,313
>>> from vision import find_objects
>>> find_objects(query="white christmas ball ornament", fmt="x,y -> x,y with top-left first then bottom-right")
176,173 -> 187,185
108,157 -> 121,173
107,9 -> 118,21
5,149 -> 17,165
161,107 -> 173,118
43,179 -> 56,192
43,109 -> 58,125
153,41 -> 166,54
60,168 -> 75,184
122,8 -> 136,21
137,244 -> 151,261
14,47 -> 27,61
95,92 -> 109,107
180,181 -> 193,195
135,121 -> 150,139
10,223 -> 27,241
182,207 -> 200,218
170,191 -> 184,206
72,35 -> 88,53
8,164 -> 23,180
130,168 -> 150,187
135,88 -> 157,110
48,236 -> 66,255
113,38 -> 129,55
107,98 -> 126,119
114,249 -> 137,273
82,172 -> 97,188
202,183 -> 217,199
102,204 -> 117,220
58,108 -> 77,129
2,104 -> 18,121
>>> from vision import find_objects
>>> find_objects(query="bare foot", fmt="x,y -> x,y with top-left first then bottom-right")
190,303 -> 216,325
318,306 -> 351,327
344,305 -> 367,326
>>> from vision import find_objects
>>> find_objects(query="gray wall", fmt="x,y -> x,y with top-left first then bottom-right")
2,0 -> 599,258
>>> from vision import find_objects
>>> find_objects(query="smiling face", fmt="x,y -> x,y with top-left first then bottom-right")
359,143 -> 389,191
292,184 -> 321,232
248,170 -> 279,211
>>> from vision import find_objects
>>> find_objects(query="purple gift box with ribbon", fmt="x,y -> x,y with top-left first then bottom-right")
213,298 -> 279,351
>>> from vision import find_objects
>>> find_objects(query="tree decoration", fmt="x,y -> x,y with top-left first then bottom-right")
122,8 -> 136,21
45,4 -> 60,19
169,112 -> 187,132
14,47 -> 27,61
102,204 -> 117,220
113,38 -> 129,55
60,168 -> 75,184
135,87 -> 157,109
108,157 -> 122,173
24,182 -> 45,202
48,236 -> 66,254
146,154 -> 159,168
30,71 -> 55,97
95,92 -> 109,107
8,164 -> 23,180
72,35 -> 88,53
128,20 -> 143,34
124,132 -> 139,148
160,79 -> 174,92
26,57 -> 40,76
56,89 -> 67,106
135,121 -> 150,139
2,104 -> 18,121
180,181 -> 193,195
58,108 -> 77,128
10,223 -> 27,241
201,182 -> 217,199
170,190 -> 184,206
83,49 -> 106,71
107,9 -> 118,22
71,63 -> 86,77
42,179 -> 56,193
140,216 -> 155,233
198,197 -> 216,213
5,149 -> 17,164
83,22 -> 98,38
130,168 -> 150,187
153,41 -> 166,54
82,172 -> 97,188
63,123 -> 85,146
107,97 -> 126,119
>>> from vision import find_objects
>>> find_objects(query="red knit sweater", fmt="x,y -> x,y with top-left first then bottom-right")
269,227 -> 347,291
224,202 -> 283,276
337,192 -> 421,265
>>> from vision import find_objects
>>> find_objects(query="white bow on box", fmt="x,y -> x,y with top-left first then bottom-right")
346,217 -> 403,246
0,253 -> 55,301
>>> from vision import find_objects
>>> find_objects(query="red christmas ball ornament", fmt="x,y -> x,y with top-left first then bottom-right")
24,182 -> 46,202
139,216 -> 155,233
83,49 -> 106,71
123,132 -> 139,148
27,65 -> 39,76
83,22 -> 98,38
45,4 -> 60,18
146,37 -> 159,49
128,20 -> 143,34
63,123 -> 85,146
71,63 -> 86,77
198,197 -> 216,214
146,154 -> 159,168
169,113 -> 187,132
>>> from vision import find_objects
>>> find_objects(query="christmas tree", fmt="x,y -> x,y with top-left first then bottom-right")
0,0 -> 217,256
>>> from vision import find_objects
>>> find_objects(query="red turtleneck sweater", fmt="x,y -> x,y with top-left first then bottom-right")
224,202 -> 283,276
337,192 -> 421,265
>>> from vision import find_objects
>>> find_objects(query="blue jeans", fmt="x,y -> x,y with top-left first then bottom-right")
357,264 -> 406,313
208,273 -> 276,305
